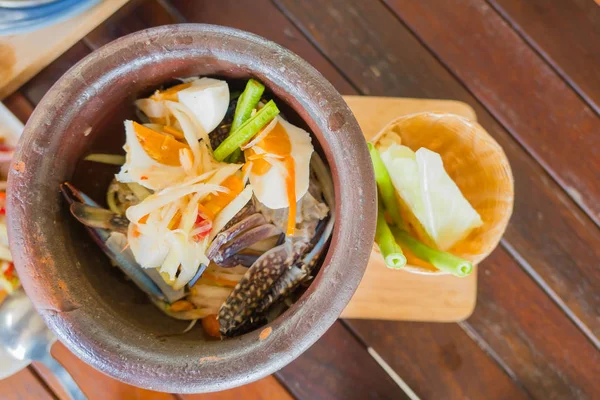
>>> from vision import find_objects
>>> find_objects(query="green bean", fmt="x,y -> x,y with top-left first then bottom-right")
391,227 -> 473,277
368,143 -> 406,230
231,79 -> 265,132
84,153 -> 126,166
213,100 -> 279,162
376,202 -> 406,269
227,80 -> 265,162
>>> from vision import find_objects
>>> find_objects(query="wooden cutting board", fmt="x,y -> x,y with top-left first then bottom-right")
341,96 -> 478,322
0,0 -> 132,99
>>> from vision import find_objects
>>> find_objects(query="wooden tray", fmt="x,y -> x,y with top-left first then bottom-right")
341,96 -> 478,322
0,0 -> 132,99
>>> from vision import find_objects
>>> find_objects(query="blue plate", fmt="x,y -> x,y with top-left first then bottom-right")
0,0 -> 102,36
0,0 -> 61,8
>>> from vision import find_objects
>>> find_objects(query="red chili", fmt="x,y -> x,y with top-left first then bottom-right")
3,262 -> 14,279
0,192 -> 6,216
193,214 -> 212,241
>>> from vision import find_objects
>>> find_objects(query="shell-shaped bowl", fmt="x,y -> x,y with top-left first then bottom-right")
372,112 -> 514,275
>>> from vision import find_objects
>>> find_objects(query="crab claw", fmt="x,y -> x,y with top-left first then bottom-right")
257,216 -> 334,314
61,182 -> 184,303
61,182 -> 111,243
70,203 -> 129,234
217,249 -> 263,268
218,240 -> 296,336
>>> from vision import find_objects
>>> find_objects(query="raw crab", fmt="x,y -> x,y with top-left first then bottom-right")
216,185 -> 331,335
61,153 -> 334,338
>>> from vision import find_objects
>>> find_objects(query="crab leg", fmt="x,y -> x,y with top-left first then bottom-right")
60,183 -> 113,245
70,203 -> 129,234
206,213 -> 266,259
223,202 -> 256,230
257,216 -> 334,314
60,182 -> 184,303
213,224 -> 282,265
215,249 -> 263,268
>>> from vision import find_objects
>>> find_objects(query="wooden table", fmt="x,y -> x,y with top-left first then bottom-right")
2,0 -> 599,399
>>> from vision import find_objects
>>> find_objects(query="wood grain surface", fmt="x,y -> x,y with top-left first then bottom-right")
84,0 -> 181,49
383,0 -> 600,229
346,317 -> 530,400
0,368 -> 54,400
469,248 -> 600,399
488,0 -> 600,113
277,323 -> 409,400
2,0 -> 600,399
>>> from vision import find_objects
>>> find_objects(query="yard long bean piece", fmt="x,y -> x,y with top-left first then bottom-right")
368,143 -> 406,230
376,202 -> 406,269
213,100 -> 279,162
227,79 -> 265,162
391,227 -> 473,277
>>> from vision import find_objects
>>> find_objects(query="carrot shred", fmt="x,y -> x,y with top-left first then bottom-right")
202,314 -> 221,338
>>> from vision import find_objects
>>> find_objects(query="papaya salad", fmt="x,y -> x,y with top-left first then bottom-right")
61,78 -> 334,338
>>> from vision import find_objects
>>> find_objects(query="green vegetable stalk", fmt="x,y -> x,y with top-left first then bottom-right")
231,79 -> 265,132
368,143 -> 406,230
376,202 -> 406,269
213,100 -> 279,162
391,227 -> 473,277
84,153 -> 126,166
227,79 -> 265,163
369,142 -> 473,277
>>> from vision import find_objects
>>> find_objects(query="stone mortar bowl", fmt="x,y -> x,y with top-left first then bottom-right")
6,25 -> 376,393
